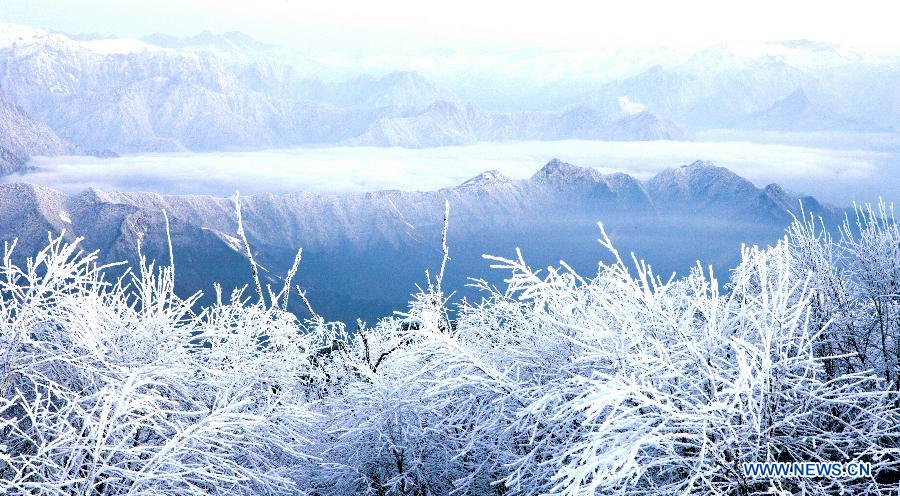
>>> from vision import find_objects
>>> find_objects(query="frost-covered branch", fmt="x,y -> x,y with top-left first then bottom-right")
1,200 -> 898,495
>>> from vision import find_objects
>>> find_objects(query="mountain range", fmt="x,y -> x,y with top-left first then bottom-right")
0,23 -> 682,156
347,101 -> 685,147
496,41 -> 900,131
0,159 -> 836,323
1,22 -> 897,161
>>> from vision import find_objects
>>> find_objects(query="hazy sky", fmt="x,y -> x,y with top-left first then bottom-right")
3,0 -> 899,54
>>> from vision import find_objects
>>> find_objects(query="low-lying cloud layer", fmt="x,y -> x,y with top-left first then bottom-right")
6,139 -> 897,205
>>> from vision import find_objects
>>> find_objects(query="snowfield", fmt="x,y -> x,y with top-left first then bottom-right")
0,200 -> 898,495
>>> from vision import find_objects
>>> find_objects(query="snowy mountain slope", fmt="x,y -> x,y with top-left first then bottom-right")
141,30 -> 274,52
0,89 -> 73,173
346,101 -> 685,147
12,23 -> 896,152
0,183 -> 267,306
0,24 -> 428,152
323,71 -> 458,112
2,23 -> 678,152
0,160 -> 838,322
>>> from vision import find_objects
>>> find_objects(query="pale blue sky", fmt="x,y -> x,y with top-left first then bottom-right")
2,0 -> 897,54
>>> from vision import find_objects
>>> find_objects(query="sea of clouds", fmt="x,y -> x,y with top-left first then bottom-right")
6,139 -> 897,205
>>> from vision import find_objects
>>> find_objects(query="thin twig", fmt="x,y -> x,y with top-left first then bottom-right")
282,247 -> 303,310
295,285 -> 320,323
234,192 -> 265,305
436,200 -> 450,294
162,209 -> 174,275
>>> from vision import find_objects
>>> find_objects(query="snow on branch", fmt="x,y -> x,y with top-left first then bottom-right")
1,200 -> 898,495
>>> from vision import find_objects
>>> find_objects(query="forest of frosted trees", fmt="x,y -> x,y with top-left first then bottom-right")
0,201 -> 898,495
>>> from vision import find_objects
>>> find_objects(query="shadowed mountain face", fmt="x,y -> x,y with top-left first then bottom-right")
0,160 -> 837,323
0,89 -> 73,173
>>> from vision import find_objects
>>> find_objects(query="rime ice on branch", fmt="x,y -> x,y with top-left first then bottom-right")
0,201 -> 898,495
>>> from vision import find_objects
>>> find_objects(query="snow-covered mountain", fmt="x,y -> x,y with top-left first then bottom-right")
0,23 -> 377,151
347,101 -> 684,147
622,43 -> 897,130
2,21 -> 895,155
456,41 -> 900,131
0,159 -> 837,322
0,88 -> 73,173
141,30 -> 275,52
0,23 -> 686,153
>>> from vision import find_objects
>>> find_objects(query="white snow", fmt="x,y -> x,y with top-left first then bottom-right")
73,37 -> 159,55
0,22 -> 158,54
0,23 -> 47,48
8,203 -> 897,494
617,96 -> 646,115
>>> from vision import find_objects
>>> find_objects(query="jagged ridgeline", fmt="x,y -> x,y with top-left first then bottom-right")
0,159 -> 839,323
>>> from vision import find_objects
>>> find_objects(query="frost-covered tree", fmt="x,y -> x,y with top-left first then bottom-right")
1,200 -> 898,495
788,201 -> 899,386
0,233 -> 328,494
389,226 -> 899,495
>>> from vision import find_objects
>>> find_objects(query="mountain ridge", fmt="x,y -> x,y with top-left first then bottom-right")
0,23 -> 685,154
11,22 -> 897,155
0,160 -> 840,322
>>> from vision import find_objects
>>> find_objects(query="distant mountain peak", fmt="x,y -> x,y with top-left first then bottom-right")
141,30 -> 270,51
531,158 -> 606,185
680,159 -> 720,171
0,160 -> 839,325
647,160 -> 766,209
535,158 -> 576,176
664,160 -> 752,183
460,170 -> 510,187
667,160 -> 752,186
